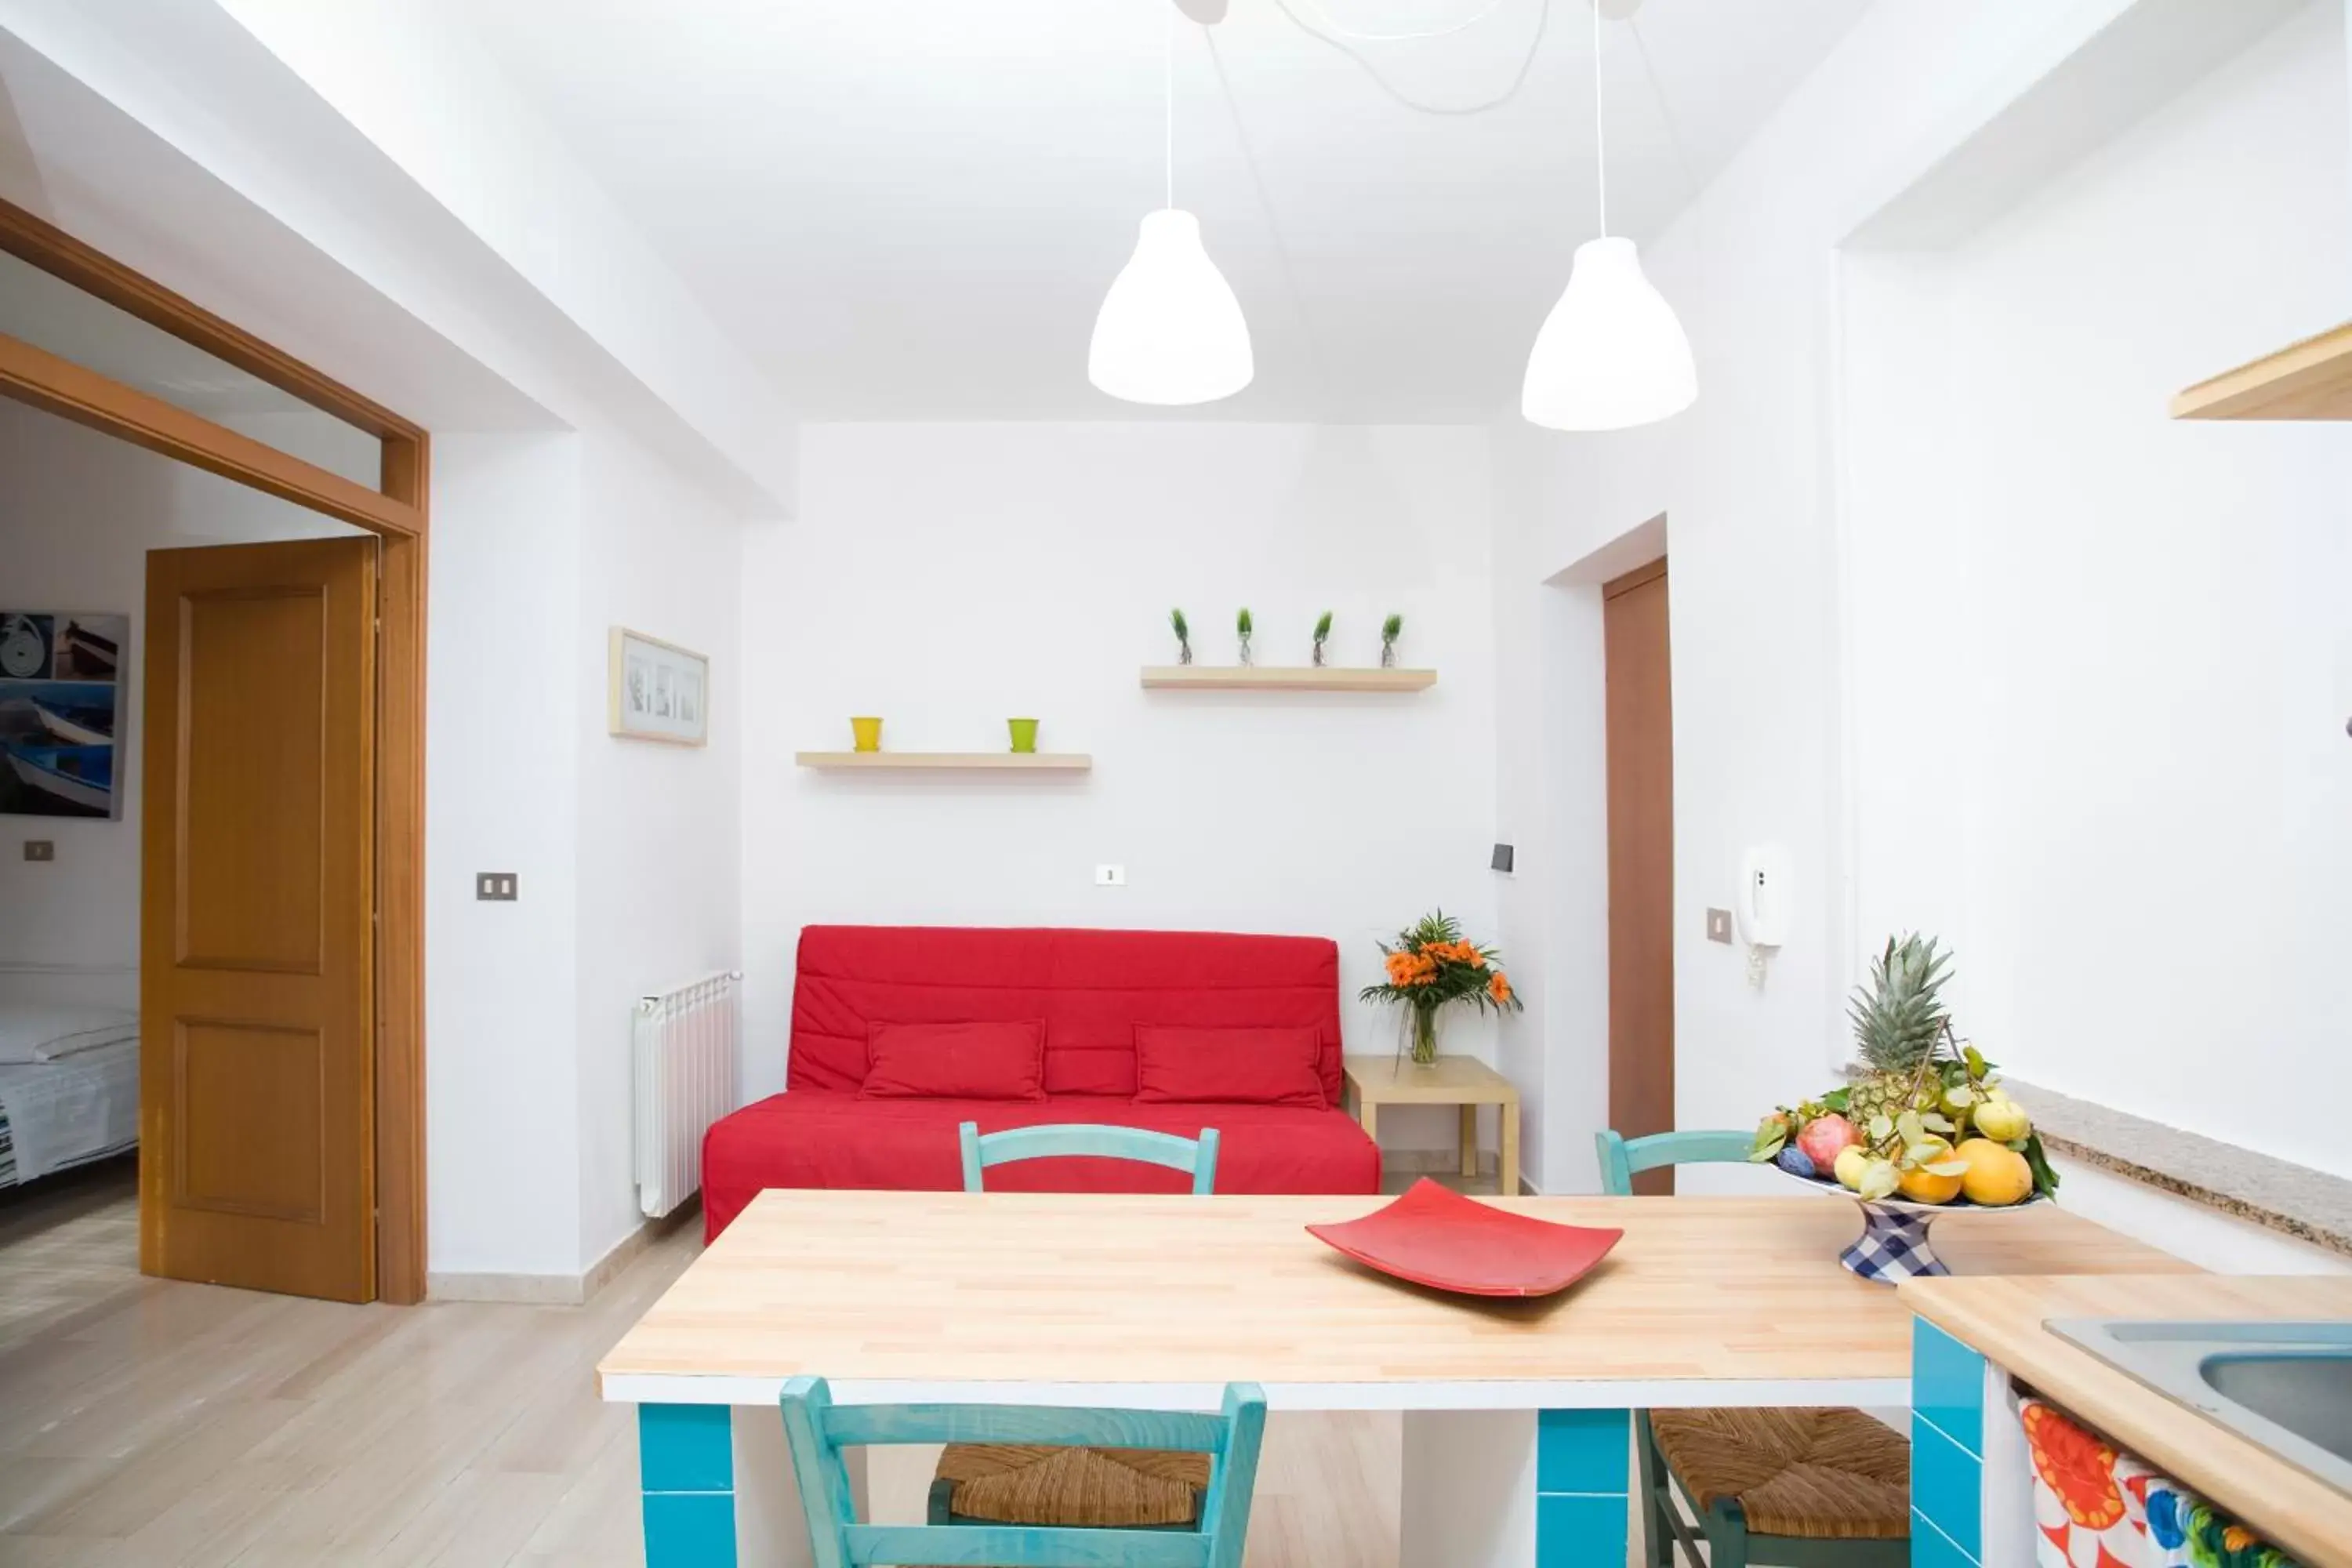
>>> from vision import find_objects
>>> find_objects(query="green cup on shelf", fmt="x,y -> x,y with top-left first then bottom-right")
1007,717 -> 1040,754
850,716 -> 883,753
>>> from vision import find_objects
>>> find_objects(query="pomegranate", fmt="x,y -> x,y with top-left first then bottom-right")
1796,1112 -> 1861,1174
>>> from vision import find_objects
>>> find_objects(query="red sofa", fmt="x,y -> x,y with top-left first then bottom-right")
701,925 -> 1381,1239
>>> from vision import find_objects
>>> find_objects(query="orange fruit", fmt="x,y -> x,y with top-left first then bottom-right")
1956,1138 -> 2034,1206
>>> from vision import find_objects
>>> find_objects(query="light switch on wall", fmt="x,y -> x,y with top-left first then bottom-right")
1094,864 -> 1126,887
22,840 -> 54,862
1705,907 -> 1733,943
476,872 -> 519,902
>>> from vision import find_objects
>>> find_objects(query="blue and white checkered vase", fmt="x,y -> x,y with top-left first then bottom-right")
1839,1199 -> 1950,1283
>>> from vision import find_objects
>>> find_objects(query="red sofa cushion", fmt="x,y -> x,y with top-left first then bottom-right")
702,1092 -> 1381,1237
860,1020 -> 1046,1100
1134,1025 -> 1325,1108
787,925 -> 1345,1102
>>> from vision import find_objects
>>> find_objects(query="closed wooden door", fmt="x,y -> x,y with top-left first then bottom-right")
140,538 -> 377,1301
1604,559 -> 1675,1195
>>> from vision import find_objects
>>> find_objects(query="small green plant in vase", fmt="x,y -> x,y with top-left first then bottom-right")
1170,608 -> 1192,666
1359,910 -> 1522,1065
1236,606 -> 1254,666
1380,613 -> 1403,668
1312,611 -> 1334,667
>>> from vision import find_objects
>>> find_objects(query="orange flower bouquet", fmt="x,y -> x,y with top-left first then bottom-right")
1359,910 -> 1523,1065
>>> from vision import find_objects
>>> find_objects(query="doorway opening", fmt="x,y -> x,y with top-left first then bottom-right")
0,198 -> 427,1302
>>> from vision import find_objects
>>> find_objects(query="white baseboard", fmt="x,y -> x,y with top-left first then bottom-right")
427,1196 -> 695,1305
426,1269 -> 595,1305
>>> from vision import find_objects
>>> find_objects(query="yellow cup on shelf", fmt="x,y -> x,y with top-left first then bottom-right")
850,716 -> 883,753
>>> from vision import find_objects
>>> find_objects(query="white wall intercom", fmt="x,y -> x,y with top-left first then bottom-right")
1737,845 -> 1790,986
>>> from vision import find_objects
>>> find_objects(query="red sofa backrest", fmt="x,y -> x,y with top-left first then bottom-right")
788,925 -> 1345,1103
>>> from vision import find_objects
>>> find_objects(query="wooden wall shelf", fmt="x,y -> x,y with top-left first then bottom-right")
2172,320 -> 2352,420
1140,666 -> 1436,692
795,752 -> 1091,772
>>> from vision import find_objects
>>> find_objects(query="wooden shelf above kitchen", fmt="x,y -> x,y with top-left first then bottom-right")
2172,320 -> 2352,420
1139,666 -> 1436,692
795,752 -> 1092,772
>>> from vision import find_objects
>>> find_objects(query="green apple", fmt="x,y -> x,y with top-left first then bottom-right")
1833,1145 -> 1871,1192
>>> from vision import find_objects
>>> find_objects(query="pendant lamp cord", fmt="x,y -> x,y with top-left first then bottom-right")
1592,0 -> 1607,237
1164,2 -> 1175,211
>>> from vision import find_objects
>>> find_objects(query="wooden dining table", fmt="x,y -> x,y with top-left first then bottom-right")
597,1188 -> 2192,1567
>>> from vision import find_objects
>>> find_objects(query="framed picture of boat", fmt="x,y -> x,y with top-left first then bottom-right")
0,610 -> 128,819
607,626 -> 709,747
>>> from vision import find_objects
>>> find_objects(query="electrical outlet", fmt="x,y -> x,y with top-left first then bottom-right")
23,840 -> 54,862
476,872 -> 519,902
1094,864 -> 1126,887
1705,907 -> 1733,944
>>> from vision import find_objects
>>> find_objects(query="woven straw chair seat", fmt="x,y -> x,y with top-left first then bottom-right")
934,1443 -> 1211,1528
1649,1407 -> 1910,1540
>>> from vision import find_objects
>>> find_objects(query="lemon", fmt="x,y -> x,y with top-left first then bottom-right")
1956,1138 -> 2034,1206
1973,1098 -> 2031,1143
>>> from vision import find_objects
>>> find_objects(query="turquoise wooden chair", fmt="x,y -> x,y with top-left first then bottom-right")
938,1120 -> 1223,1534
783,1377 -> 1267,1568
1596,1130 -> 1911,1568
958,1120 -> 1220,1196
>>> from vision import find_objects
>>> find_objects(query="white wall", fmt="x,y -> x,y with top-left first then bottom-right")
742,423 -> 1503,1156
425,432 -> 587,1280
426,425 -> 747,1284
573,433 -> 744,1270
0,399 -> 355,998
1497,0 -> 2352,1201
1849,3 -> 2352,1178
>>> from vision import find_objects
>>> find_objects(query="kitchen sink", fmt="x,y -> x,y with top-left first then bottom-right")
2046,1319 -> 2352,1494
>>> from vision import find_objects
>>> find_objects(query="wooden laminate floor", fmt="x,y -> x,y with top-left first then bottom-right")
0,1161 -> 1400,1566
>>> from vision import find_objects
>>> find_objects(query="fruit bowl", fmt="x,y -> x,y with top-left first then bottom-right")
1769,1163 -> 2047,1283
1763,932 -> 2060,1282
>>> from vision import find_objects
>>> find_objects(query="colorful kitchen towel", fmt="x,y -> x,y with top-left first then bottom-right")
2022,1397 -> 2302,1568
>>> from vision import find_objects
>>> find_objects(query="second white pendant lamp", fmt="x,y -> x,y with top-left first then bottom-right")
1522,0 -> 1696,432
1089,4 -> 1253,405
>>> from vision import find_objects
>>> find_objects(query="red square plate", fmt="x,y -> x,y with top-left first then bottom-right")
1305,1179 -> 1624,1298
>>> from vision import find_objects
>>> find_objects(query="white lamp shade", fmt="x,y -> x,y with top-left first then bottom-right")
1522,236 -> 1697,432
1088,209 -> 1253,406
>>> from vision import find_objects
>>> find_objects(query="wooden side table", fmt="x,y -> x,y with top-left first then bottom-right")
1341,1054 -> 1522,1196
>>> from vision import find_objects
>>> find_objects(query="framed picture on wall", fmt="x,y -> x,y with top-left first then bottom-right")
0,609 -> 129,818
608,627 -> 709,746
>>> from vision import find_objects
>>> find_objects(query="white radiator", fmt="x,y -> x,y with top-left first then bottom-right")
633,970 -> 743,1219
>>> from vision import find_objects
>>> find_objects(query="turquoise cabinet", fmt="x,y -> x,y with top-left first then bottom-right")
1910,1319 -> 1987,1567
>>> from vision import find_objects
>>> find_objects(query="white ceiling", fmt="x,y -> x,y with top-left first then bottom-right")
451,0 -> 1874,422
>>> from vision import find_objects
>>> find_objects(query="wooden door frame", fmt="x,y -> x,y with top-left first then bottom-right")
0,198 -> 428,1303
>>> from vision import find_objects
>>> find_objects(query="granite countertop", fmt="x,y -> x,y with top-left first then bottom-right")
2001,1077 -> 2352,1259
1903,1272 -> 2352,1568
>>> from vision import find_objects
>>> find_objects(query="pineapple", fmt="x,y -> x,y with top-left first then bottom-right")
1846,935 -> 1953,1132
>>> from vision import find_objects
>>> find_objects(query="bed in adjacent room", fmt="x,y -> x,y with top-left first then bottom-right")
0,1002 -> 139,1189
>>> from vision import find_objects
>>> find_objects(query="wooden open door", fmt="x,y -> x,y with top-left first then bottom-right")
1604,558 -> 1676,1195
140,538 -> 378,1301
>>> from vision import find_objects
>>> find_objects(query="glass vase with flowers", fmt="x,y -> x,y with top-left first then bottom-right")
1359,910 -> 1522,1066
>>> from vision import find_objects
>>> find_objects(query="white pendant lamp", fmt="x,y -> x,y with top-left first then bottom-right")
1522,0 -> 1695,432
1089,5 -> 1252,405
